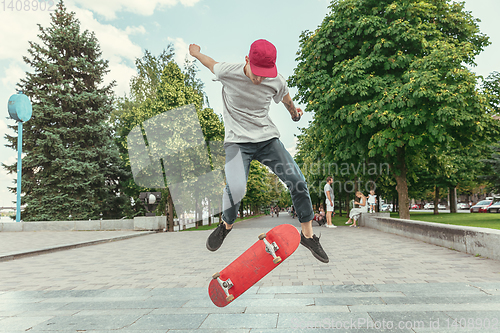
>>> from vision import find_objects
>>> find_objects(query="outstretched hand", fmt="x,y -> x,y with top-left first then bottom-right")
189,44 -> 201,57
292,108 -> 303,122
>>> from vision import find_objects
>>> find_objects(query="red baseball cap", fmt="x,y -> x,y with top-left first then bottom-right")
249,39 -> 277,78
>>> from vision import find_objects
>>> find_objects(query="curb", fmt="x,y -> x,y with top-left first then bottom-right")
0,231 -> 157,262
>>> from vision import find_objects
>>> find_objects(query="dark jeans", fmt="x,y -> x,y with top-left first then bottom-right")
222,138 -> 314,224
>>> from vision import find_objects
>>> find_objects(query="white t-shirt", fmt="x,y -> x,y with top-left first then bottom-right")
213,62 -> 289,143
324,183 -> 334,203
368,194 -> 377,204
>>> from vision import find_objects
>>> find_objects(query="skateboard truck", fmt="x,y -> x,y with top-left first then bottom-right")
258,233 -> 282,264
212,272 -> 234,302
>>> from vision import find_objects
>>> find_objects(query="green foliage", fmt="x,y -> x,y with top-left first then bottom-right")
2,1 -> 127,221
112,50 -> 224,217
483,71 -> 500,113
241,161 -> 270,212
290,0 -> 497,217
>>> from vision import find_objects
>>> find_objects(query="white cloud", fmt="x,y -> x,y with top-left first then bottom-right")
0,11 -> 52,61
1,62 -> 27,89
108,62 -> 138,97
72,8 -> 144,96
167,37 -> 194,67
70,0 -> 201,20
0,119 -> 7,136
0,154 -> 16,208
125,26 -> 147,35
286,137 -> 299,157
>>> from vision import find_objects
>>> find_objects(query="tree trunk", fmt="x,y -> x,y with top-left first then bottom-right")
239,204 -> 244,220
208,200 -> 212,226
449,186 -> 457,213
393,147 -> 410,219
167,191 -> 174,232
433,186 -> 439,215
338,190 -> 342,217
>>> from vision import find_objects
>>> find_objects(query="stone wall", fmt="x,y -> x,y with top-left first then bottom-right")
360,213 -> 500,261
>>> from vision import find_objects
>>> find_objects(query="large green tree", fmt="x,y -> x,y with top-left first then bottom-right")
3,1 -> 126,221
291,0 -> 496,219
113,50 -> 224,226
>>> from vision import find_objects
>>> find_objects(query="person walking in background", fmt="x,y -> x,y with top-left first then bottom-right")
345,191 -> 368,227
323,176 -> 337,228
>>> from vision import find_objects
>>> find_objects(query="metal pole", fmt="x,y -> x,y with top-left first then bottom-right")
16,121 -> 22,222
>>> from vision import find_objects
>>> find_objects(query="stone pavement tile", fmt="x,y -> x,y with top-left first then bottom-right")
200,313 -> 278,330
168,330 -> 249,333
249,329 -> 333,333
382,295 -> 500,305
435,311 -> 500,332
367,311 -> 451,331
275,291 -> 405,299
151,306 -> 246,315
322,284 -> 379,293
127,313 -> 207,330
30,314 -> 144,331
28,331 -> 169,333
0,290 -> 48,299
0,301 -> 67,312
251,330 -> 412,333
315,296 -> 385,306
277,312 -> 375,330
11,309 -> 80,318
373,282 -> 485,295
244,305 -> 349,314
257,286 -> 322,294
40,296 -> 150,304
350,303 -> 500,313
74,309 -> 153,317
59,298 -> 188,310
37,289 -> 107,298
0,316 -> 54,332
0,231 -> 150,257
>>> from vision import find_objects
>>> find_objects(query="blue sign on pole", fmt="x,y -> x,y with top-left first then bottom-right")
8,92 -> 32,222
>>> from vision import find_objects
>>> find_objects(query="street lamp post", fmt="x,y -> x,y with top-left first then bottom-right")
7,92 -> 32,222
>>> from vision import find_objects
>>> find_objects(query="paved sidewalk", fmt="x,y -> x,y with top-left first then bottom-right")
1,215 -> 500,332
0,231 -> 155,261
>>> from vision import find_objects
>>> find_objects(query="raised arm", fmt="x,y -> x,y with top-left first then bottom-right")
189,44 -> 218,74
282,93 -> 303,122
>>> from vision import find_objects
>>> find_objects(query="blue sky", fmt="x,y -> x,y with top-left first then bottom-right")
0,0 -> 498,208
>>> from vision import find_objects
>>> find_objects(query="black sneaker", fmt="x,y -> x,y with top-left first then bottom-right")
300,232 -> 329,263
206,222 -> 232,252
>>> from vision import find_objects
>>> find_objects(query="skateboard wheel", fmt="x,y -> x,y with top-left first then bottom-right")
226,294 -> 234,302
258,233 -> 266,240
273,256 -> 282,264
212,272 -> 220,279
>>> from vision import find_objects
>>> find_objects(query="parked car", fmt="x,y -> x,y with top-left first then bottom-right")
438,204 -> 446,210
410,204 -> 419,210
470,200 -> 493,213
423,203 -> 434,209
380,204 -> 392,212
457,203 -> 469,210
487,201 -> 500,213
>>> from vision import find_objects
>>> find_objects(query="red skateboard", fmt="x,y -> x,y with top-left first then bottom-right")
208,224 -> 300,307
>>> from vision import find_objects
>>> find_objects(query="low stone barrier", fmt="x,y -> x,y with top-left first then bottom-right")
359,212 -> 500,261
0,215 -> 220,232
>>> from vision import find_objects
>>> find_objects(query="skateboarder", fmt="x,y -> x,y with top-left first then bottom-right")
189,39 -> 329,263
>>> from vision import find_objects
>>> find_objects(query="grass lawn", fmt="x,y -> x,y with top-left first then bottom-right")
181,214 -> 265,231
390,212 -> 500,230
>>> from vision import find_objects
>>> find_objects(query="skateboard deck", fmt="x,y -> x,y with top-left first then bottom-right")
208,224 -> 300,307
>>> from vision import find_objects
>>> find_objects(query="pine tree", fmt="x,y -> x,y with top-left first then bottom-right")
3,1 -> 127,221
